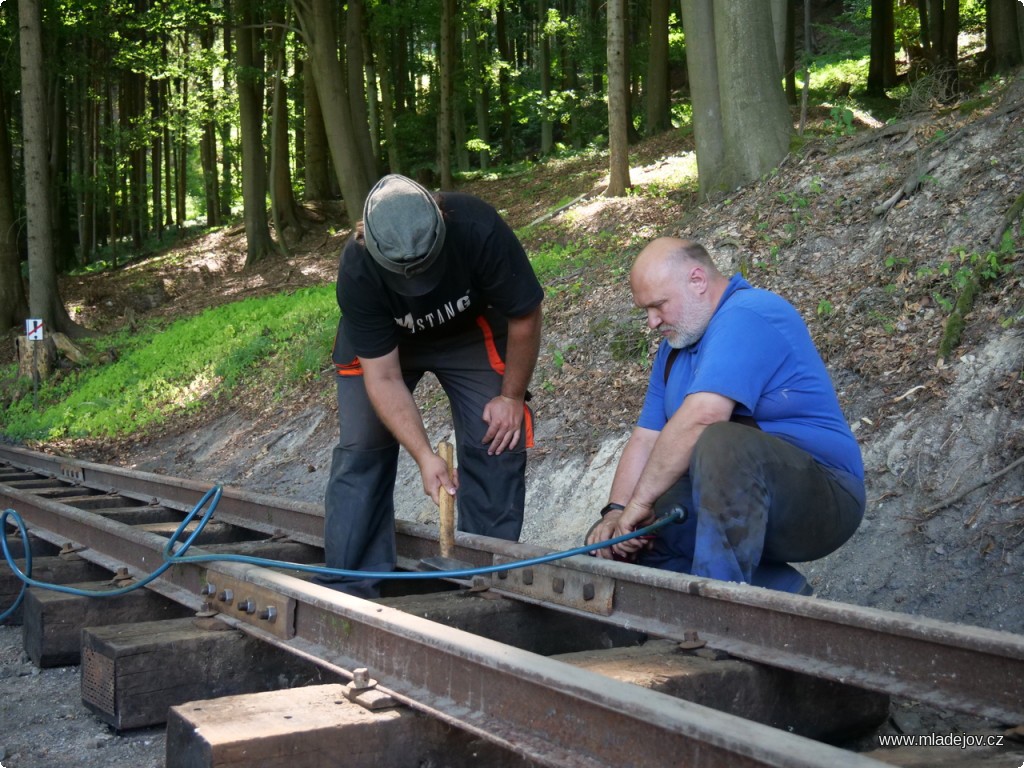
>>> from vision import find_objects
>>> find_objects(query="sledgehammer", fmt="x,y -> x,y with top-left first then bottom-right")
419,439 -> 467,571
437,439 -> 456,559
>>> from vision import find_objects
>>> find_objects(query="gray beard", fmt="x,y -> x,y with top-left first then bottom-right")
666,329 -> 704,349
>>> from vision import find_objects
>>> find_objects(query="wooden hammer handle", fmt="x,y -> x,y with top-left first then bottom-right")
438,440 -> 455,559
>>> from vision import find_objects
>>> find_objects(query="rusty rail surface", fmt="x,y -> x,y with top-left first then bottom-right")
1,444 -> 1022,766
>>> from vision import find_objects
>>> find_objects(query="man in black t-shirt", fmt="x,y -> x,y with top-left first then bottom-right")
321,174 -> 544,597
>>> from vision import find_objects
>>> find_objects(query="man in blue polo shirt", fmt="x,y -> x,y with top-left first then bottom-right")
586,237 -> 864,594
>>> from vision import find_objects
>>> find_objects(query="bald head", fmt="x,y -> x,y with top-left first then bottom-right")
632,238 -> 721,281
630,238 -> 727,349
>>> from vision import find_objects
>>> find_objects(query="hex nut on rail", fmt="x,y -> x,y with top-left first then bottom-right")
345,668 -> 398,711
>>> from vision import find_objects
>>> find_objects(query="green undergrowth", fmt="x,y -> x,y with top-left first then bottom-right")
1,285 -> 337,441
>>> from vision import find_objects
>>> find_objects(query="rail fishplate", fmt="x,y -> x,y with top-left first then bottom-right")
489,556 -> 614,615
199,571 -> 296,640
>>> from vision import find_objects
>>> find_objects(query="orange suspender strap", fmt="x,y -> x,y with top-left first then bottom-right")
522,401 -> 535,449
332,330 -> 364,377
475,315 -> 506,375
335,358 -> 364,377
476,315 -> 534,449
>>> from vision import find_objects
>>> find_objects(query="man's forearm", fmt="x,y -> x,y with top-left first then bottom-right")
501,306 -> 542,401
628,392 -> 736,507
609,427 -> 658,504
366,377 -> 434,464
360,351 -> 435,466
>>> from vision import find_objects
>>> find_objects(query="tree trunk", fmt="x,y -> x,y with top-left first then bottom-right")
589,0 -> 603,95
454,101 -> 470,171
682,0 -> 790,199
469,8 -> 490,169
76,68 -> 97,263
925,0 -> 960,97
295,57 -> 306,175
373,20 -> 402,174
623,0 -> 641,144
770,0 -> 788,79
150,77 -> 164,240
49,81 -> 74,272
292,0 -> 371,224
361,18 -> 380,162
538,0 -> 554,154
347,0 -> 378,185
438,0 -> 456,188
562,4 -> 583,150
18,0 -> 81,338
0,87 -> 28,331
987,0 -> 1022,72
681,0 -> 726,197
606,0 -> 631,196
496,3 -> 514,162
784,0 -> 797,104
1018,2 -> 1024,62
220,2 -> 234,220
867,0 -> 897,95
175,69 -> 188,227
645,0 -> 671,135
163,82 -> 174,228
302,58 -> 332,199
200,24 -> 220,227
236,0 -> 275,266
714,0 -> 791,191
270,4 -> 303,235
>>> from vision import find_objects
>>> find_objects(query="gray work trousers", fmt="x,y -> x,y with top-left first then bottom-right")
640,421 -> 865,593
319,312 -> 531,597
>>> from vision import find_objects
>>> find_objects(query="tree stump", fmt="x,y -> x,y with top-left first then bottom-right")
16,335 -> 56,380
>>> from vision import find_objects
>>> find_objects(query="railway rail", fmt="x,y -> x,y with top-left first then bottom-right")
1,442 -> 1022,767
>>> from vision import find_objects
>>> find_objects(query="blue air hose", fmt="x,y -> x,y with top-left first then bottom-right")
1,485 -> 683,616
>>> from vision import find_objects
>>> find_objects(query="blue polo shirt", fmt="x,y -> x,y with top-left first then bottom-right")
637,275 -> 863,480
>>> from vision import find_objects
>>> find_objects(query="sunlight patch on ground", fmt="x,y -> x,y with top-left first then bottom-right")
166,370 -> 220,409
594,150 -> 698,193
555,149 -> 696,243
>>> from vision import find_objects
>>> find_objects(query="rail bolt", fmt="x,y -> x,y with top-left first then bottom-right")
552,576 -> 565,594
678,630 -> 707,650
259,606 -> 278,622
351,668 -> 374,690
200,583 -> 216,597
217,589 -> 234,603
237,598 -> 256,614
522,568 -> 534,585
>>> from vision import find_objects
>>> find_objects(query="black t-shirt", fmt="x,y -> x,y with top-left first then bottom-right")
337,192 -> 544,359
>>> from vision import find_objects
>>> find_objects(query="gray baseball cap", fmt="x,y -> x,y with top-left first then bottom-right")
363,174 -> 447,296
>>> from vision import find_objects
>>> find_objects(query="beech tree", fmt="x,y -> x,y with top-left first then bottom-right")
269,1 -> 305,238
292,0 -> 372,223
437,0 -> 457,189
644,0 -> 671,136
986,0 -> 1024,72
606,0 -> 631,196
867,0 -> 897,96
236,0 -> 275,266
680,0 -> 791,199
